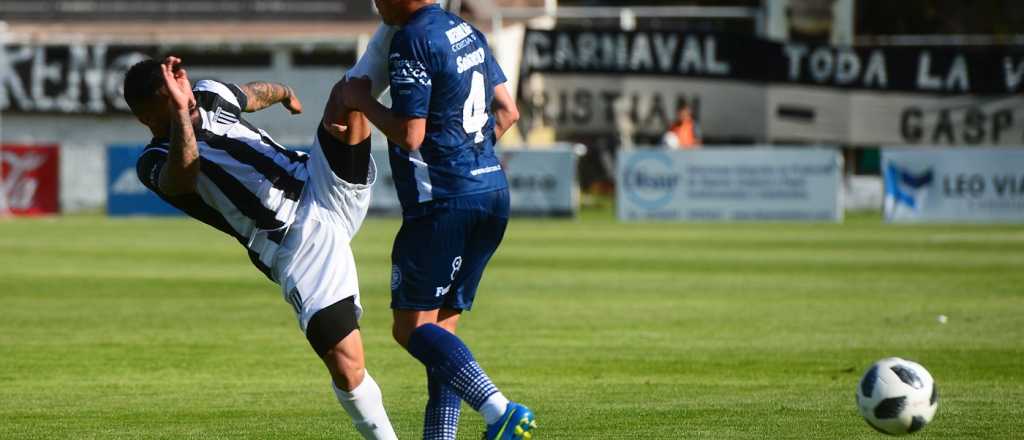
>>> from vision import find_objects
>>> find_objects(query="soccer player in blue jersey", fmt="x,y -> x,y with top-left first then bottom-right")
336,1 -> 533,439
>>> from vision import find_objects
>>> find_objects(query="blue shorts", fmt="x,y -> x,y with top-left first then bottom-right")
390,189 -> 510,311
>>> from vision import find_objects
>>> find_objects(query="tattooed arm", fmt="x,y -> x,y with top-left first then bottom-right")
155,57 -> 200,195
238,81 -> 303,114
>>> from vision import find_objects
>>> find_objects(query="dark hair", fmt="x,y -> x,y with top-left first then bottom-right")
123,59 -> 163,114
676,101 -> 690,111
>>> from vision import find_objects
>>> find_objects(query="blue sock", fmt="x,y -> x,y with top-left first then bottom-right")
423,367 -> 461,440
407,324 -> 499,411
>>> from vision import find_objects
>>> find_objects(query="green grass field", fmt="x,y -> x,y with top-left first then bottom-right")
2,211 -> 1022,439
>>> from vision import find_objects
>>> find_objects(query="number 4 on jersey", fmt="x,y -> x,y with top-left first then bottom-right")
462,71 -> 488,143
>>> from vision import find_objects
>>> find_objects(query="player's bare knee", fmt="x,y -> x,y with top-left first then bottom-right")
325,344 -> 365,371
325,345 -> 365,391
392,322 -> 412,348
392,313 -> 445,348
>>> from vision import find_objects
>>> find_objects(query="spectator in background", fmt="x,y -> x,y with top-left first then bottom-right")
662,102 -> 702,149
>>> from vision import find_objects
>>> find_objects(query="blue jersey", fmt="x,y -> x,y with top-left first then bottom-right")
388,4 -> 508,212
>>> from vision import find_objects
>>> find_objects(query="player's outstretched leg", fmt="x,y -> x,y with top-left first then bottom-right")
400,322 -> 536,440
309,97 -> 393,439
321,329 -> 398,440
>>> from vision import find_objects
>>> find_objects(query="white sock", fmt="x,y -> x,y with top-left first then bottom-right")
332,371 -> 398,440
479,392 -> 510,425
346,24 -> 397,100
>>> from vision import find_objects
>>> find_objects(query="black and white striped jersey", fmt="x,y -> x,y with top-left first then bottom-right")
136,80 -> 309,280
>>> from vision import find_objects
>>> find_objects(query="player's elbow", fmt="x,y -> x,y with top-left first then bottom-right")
494,99 -> 520,129
506,107 -> 521,125
402,133 -> 424,152
493,85 -> 520,125
399,118 -> 427,151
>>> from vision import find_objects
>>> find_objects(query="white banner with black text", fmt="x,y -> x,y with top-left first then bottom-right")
519,29 -> 1024,146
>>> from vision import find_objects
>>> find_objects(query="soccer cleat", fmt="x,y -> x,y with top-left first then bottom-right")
484,402 -> 536,440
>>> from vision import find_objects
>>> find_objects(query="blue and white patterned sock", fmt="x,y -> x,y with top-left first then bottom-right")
407,324 -> 501,412
423,367 -> 461,440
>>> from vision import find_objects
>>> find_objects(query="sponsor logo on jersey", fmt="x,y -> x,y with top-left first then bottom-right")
456,47 -> 486,74
212,107 -> 238,126
445,22 -> 473,45
451,37 -> 476,53
390,58 -> 432,86
470,164 -> 502,176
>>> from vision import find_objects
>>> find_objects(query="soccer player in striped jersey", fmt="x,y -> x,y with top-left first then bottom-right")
123,56 -> 397,440
337,1 -> 535,439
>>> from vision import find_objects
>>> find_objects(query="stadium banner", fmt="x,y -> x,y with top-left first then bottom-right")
1,42 -> 355,115
107,145 -> 182,216
519,29 -> 1024,146
369,148 -> 578,216
882,148 -> 1024,223
501,148 -> 578,216
617,148 -> 843,222
1,144 -> 60,215
1,43 -> 155,114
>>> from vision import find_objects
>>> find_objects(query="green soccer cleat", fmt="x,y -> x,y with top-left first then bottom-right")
484,402 -> 537,440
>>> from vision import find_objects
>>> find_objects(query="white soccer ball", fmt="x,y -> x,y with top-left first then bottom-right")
856,357 -> 938,436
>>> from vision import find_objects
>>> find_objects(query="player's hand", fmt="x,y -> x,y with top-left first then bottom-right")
159,56 -> 191,112
340,76 -> 372,111
282,87 -> 303,115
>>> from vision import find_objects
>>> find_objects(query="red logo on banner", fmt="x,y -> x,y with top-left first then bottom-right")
1,145 -> 60,215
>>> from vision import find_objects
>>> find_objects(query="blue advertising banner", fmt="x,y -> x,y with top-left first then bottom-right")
882,147 -> 1024,223
107,145 -> 182,216
616,148 -> 843,222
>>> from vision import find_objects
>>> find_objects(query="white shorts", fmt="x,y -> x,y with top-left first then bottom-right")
270,134 -> 376,331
